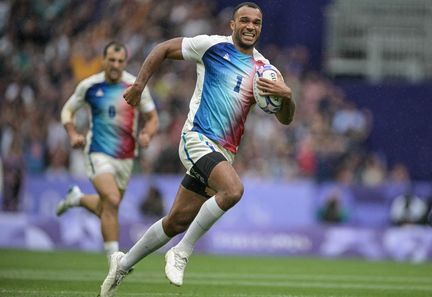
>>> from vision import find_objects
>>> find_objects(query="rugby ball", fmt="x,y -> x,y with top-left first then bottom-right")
253,64 -> 282,114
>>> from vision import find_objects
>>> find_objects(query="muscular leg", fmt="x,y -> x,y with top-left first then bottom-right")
119,184 -> 205,270
207,160 -> 244,211
120,159 -> 244,275
79,189 -> 124,218
163,160 -> 243,286
79,194 -> 102,217
162,185 -> 208,236
173,161 -> 243,255
92,173 -> 123,256
163,158 -> 243,234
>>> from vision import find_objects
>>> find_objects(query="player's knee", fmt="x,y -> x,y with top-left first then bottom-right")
95,202 -> 103,217
101,194 -> 121,213
219,182 -> 244,209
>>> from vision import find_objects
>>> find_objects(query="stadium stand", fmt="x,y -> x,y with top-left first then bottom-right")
324,0 -> 432,82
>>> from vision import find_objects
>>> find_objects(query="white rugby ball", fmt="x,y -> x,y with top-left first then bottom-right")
253,64 -> 282,114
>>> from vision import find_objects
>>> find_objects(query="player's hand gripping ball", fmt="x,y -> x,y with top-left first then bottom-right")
253,64 -> 282,114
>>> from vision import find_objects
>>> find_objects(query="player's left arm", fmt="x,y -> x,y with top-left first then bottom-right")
257,74 -> 295,125
275,87 -> 295,125
139,109 -> 159,148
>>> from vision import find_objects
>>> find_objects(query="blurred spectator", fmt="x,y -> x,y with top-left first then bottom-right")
428,207 -> 432,226
69,34 -> 102,82
426,194 -> 432,226
388,163 -> 411,185
1,135 -> 24,212
317,190 -> 349,224
360,153 -> 387,187
296,135 -> 316,178
23,122 -> 47,174
390,191 -> 428,226
180,2 -> 214,36
140,185 -> 165,219
332,100 -> 371,146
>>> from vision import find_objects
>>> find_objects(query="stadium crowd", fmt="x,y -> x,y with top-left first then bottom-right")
0,0 -> 412,209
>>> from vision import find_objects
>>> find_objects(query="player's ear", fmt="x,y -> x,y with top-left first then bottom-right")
229,20 -> 235,31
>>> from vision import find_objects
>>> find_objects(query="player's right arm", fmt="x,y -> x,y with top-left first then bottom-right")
138,87 -> 159,148
61,82 -> 87,149
124,37 -> 184,106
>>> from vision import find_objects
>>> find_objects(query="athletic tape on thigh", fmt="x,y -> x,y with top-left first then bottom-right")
189,151 -> 227,185
181,174 -> 212,198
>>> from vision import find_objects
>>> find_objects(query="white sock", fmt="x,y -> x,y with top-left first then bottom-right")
119,218 -> 170,271
176,196 -> 224,257
104,241 -> 119,259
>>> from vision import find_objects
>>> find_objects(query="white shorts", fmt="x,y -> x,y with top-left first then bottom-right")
178,131 -> 235,175
84,152 -> 133,190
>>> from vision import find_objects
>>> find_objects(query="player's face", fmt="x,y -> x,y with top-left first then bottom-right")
230,6 -> 262,53
103,46 -> 127,83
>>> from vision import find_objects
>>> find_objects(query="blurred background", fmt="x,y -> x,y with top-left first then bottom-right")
1,0 -> 431,262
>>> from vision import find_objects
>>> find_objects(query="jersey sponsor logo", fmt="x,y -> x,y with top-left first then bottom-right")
96,88 -> 104,97
223,53 -> 231,61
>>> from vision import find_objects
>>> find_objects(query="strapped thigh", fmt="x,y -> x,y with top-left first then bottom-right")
190,151 -> 227,185
181,151 -> 226,198
181,174 -> 212,198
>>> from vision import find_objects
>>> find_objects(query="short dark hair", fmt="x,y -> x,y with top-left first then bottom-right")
232,2 -> 262,18
103,41 -> 128,59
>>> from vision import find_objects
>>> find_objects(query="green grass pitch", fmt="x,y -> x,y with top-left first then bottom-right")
0,249 -> 431,297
